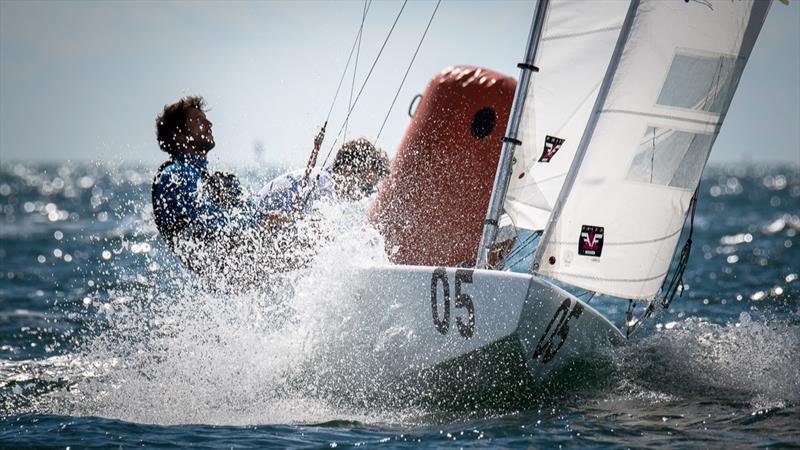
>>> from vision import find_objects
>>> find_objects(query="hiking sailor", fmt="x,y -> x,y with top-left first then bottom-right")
151,95 -> 284,277
259,138 -> 390,214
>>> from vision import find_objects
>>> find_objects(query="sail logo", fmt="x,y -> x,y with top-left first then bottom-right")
539,135 -> 565,162
578,225 -> 604,257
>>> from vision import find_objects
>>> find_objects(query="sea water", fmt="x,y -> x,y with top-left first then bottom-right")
0,161 -> 798,448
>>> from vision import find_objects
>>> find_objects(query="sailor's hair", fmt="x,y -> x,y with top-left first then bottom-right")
331,138 -> 390,178
156,95 -> 207,154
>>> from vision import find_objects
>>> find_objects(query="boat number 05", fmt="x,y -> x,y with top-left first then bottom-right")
430,268 -> 475,338
532,298 -> 583,364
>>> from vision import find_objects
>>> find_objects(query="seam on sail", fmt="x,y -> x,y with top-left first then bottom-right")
545,268 -> 670,283
600,109 -> 722,128
550,225 -> 683,246
509,171 -> 568,189
543,26 -> 621,42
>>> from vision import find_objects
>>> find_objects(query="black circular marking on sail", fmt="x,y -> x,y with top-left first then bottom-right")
471,107 -> 496,139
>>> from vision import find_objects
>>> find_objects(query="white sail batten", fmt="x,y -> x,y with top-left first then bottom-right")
505,0 -> 630,232
532,0 -> 771,299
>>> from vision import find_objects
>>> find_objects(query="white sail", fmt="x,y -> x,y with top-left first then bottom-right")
505,0 -> 630,232
533,0 -> 771,299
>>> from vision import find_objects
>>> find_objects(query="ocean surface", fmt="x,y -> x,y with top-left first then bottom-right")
0,160 -> 798,448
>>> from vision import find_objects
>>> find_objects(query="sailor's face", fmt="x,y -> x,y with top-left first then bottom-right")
335,168 -> 381,200
185,107 -> 215,152
360,170 -> 381,193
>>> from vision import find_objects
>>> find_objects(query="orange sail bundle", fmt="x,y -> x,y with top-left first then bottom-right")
370,66 -> 515,266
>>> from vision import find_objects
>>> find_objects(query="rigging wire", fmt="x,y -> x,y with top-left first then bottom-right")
650,127 -> 656,184
322,0 -> 409,168
374,0 -> 441,145
345,0 -> 370,143
324,0 -> 373,126
295,0 -> 372,208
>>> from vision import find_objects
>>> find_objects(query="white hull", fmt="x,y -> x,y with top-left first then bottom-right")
335,265 -> 624,390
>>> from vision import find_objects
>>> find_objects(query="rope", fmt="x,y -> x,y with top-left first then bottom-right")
375,0 -> 441,145
322,0 -> 409,168
293,124 -> 327,211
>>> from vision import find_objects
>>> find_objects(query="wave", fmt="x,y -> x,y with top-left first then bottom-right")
612,313 -> 800,411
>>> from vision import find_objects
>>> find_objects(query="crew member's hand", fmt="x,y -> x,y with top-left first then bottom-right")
313,130 -> 324,150
259,210 -> 293,231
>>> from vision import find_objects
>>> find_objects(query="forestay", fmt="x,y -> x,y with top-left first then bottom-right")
505,0 -> 629,232
532,0 -> 771,299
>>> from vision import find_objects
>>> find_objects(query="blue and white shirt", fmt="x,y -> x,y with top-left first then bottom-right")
152,153 -> 262,243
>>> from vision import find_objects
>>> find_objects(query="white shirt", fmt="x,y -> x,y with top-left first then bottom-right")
258,168 -> 336,213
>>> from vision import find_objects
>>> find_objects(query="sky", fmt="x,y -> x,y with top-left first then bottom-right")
0,0 -> 798,168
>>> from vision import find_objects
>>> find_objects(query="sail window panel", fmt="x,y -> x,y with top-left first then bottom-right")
626,127 -> 713,189
656,52 -> 740,114
669,132 -> 714,188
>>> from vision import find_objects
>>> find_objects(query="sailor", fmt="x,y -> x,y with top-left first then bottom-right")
258,138 -> 390,214
151,95 -> 284,276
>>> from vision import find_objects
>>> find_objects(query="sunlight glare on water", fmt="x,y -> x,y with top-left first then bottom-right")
0,161 -> 798,447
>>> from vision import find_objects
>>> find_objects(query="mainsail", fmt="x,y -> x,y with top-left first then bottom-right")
530,0 -> 771,299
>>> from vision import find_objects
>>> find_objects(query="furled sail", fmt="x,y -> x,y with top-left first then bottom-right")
532,0 -> 771,299
504,0 -> 630,232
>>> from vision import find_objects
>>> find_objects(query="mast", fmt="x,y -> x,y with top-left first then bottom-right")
476,0 -> 550,269
531,0 -> 640,273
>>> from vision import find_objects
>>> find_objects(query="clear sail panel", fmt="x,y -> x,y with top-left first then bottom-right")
533,0 -> 771,299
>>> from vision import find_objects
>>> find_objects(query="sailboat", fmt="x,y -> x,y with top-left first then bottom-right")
310,0 -> 772,389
